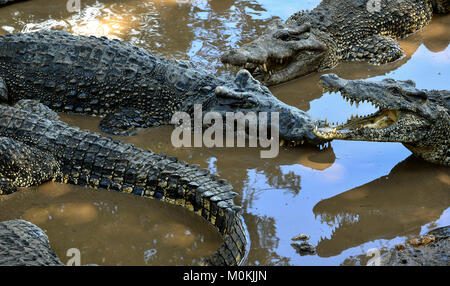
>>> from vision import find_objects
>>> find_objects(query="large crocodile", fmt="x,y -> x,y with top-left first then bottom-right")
0,30 -> 327,147
0,100 -> 249,266
221,0 -> 450,86
313,74 -> 450,166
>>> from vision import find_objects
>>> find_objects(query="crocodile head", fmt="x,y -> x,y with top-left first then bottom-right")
201,70 -> 328,147
221,20 -> 336,86
314,74 -> 450,166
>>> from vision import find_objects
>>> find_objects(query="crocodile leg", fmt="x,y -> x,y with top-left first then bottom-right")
349,35 -> 404,65
0,136 -> 61,195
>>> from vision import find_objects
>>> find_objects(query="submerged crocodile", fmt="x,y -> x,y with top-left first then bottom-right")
313,74 -> 450,166
0,30 -> 327,146
221,0 -> 450,86
0,100 -> 249,266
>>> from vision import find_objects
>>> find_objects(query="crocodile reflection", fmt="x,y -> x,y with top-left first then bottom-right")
241,212 -> 290,265
407,14 -> 450,53
312,156 -> 450,258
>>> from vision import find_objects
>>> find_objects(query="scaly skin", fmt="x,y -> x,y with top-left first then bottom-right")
0,100 -> 250,266
0,220 -> 63,266
222,0 -> 449,86
314,74 -> 450,166
0,30 -> 327,146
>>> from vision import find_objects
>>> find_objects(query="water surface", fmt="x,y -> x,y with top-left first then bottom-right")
0,0 -> 449,265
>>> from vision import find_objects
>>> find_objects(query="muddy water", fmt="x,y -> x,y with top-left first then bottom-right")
0,0 -> 449,265
0,182 -> 222,265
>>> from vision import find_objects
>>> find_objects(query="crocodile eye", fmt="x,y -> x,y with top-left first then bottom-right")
387,86 -> 402,96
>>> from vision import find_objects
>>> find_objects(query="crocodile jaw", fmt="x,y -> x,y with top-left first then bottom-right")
313,74 -> 431,143
314,109 -> 401,141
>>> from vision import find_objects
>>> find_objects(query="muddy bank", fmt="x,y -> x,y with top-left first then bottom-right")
380,226 -> 450,266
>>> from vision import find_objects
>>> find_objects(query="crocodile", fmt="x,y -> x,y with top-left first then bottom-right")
313,74 -> 450,166
0,30 -> 327,147
221,0 -> 450,86
0,100 -> 250,266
